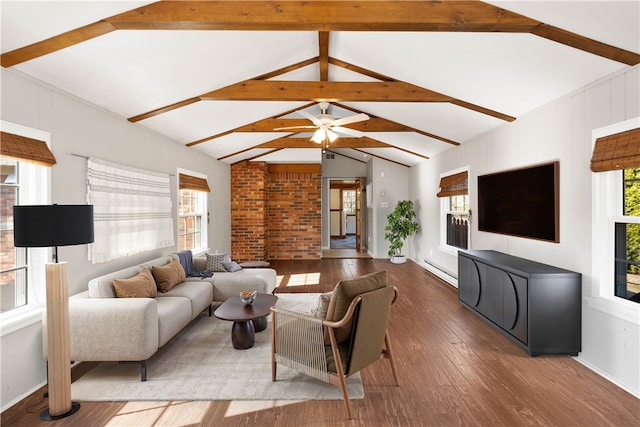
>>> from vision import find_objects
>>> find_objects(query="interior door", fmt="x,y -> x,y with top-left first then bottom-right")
356,178 -> 364,252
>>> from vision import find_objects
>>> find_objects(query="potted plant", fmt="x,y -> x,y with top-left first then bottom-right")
384,200 -> 420,264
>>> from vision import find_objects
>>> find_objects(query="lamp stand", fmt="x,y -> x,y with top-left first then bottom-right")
40,262 -> 80,420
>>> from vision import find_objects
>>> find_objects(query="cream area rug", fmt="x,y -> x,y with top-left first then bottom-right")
72,293 -> 364,402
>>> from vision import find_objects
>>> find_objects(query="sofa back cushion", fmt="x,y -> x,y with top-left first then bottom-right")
88,265 -> 144,298
152,258 -> 186,293
113,269 -> 157,298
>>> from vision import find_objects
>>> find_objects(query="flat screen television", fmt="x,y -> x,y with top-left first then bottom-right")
478,161 -> 559,242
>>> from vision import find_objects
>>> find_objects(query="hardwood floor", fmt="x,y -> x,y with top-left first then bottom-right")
3,258 -> 639,426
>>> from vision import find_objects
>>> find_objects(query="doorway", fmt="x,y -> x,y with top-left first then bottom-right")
328,178 -> 364,252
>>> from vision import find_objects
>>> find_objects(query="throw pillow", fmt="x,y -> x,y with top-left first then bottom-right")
206,252 -> 231,272
310,291 -> 333,319
222,261 -> 243,273
152,258 -> 186,293
113,269 -> 157,298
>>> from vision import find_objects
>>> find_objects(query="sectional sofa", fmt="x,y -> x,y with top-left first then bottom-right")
48,253 -> 276,381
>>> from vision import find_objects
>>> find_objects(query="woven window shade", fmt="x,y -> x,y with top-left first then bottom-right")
179,173 -> 210,192
590,127 -> 640,172
437,171 -> 468,197
0,131 -> 56,166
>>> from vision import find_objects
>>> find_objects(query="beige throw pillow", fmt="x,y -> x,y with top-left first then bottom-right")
152,258 -> 186,293
310,291 -> 333,319
113,269 -> 157,298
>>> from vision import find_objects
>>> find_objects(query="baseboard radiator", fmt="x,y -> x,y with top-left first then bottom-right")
421,258 -> 458,288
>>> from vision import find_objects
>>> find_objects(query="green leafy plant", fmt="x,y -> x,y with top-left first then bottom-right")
384,200 -> 420,259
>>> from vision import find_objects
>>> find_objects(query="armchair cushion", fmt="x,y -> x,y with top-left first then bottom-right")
326,271 -> 387,343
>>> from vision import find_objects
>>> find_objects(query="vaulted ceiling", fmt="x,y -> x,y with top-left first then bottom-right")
2,1 -> 639,167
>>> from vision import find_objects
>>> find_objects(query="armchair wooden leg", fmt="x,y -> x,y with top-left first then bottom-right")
328,328 -> 352,419
384,332 -> 400,386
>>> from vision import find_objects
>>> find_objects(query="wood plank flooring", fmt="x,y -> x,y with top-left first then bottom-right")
2,258 -> 639,426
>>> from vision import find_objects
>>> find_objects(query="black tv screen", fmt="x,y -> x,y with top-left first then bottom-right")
478,161 -> 559,243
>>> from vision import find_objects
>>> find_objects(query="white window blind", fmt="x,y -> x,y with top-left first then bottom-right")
87,158 -> 174,263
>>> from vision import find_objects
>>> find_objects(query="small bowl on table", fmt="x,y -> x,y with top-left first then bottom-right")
240,290 -> 257,305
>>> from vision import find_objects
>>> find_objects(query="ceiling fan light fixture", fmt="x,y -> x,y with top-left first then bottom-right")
327,129 -> 339,143
311,129 -> 324,144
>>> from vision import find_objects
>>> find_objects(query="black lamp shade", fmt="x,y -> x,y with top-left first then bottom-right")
13,205 -> 94,247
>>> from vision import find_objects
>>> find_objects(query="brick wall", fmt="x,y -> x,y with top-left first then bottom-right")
267,164 -> 322,260
0,186 -> 16,286
230,162 -> 321,261
231,161 -> 269,262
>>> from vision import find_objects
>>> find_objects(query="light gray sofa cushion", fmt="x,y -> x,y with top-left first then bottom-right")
156,296 -> 192,347
156,280 -> 213,320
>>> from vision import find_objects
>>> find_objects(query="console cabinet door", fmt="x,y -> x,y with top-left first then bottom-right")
503,273 -> 528,344
483,265 -> 505,326
458,255 -> 481,308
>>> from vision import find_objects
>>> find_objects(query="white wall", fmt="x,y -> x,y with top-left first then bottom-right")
409,64 -> 640,396
367,158 -> 410,259
0,68 -> 231,410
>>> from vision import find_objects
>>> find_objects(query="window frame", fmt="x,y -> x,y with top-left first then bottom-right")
438,167 -> 470,255
0,121 -> 51,332
590,118 -> 640,324
177,169 -> 208,255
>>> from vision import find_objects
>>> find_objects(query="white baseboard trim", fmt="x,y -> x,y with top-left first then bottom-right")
573,356 -> 639,399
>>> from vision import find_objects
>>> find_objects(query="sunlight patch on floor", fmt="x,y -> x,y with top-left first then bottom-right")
106,401 -> 210,426
224,400 -> 305,417
288,272 -> 321,286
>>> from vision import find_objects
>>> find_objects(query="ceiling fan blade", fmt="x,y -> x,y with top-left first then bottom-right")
332,126 -> 364,137
298,110 -> 322,126
331,113 -> 369,127
273,125 -> 317,131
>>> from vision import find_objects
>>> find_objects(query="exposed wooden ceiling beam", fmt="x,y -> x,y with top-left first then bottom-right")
201,80 -> 451,102
185,104 -> 315,146
3,1 -> 637,68
236,117 -> 418,133
352,148 -> 411,168
329,60 -> 515,122
258,137 -> 391,149
129,58 -> 318,122
319,32 -> 329,81
0,21 -> 115,68
106,1 -> 541,32
334,102 -> 461,146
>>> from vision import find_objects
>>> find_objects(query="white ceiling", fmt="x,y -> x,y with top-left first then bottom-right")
2,1 -> 638,167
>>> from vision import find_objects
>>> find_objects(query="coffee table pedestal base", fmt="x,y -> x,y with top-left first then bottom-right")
231,321 -> 255,349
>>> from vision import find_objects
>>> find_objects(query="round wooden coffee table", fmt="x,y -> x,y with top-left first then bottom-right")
213,293 -> 278,349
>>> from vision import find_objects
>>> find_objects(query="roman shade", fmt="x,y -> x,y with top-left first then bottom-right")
179,173 -> 210,192
437,171 -> 468,197
0,131 -> 56,166
590,127 -> 640,172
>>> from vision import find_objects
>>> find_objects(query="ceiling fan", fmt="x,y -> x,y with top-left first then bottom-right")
275,102 -> 369,144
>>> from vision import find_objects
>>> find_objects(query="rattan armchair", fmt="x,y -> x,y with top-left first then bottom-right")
270,271 -> 399,419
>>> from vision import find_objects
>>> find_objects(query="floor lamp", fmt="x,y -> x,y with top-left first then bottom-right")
13,204 -> 94,421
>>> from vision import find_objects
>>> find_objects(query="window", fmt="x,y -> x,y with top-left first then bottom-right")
343,189 -> 356,214
614,168 -> 640,303
590,118 -> 640,321
178,190 -> 206,251
178,172 -> 209,253
444,195 -> 470,250
0,122 -> 51,316
438,169 -> 469,251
